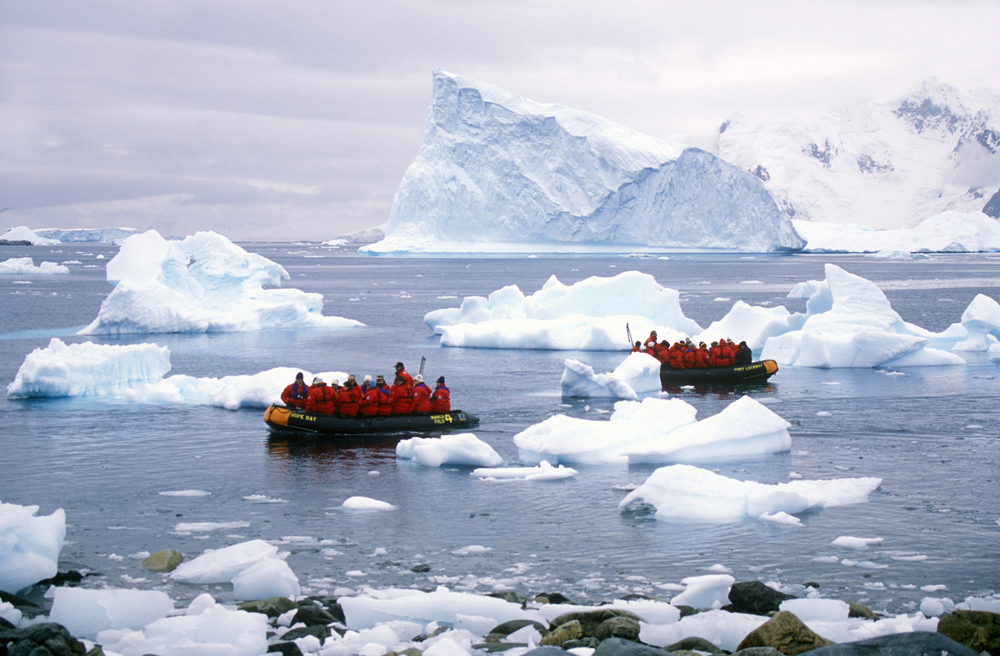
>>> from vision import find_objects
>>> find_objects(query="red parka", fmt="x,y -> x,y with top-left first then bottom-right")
337,385 -> 360,417
305,383 -> 336,415
376,385 -> 393,415
411,382 -> 432,413
390,384 -> 412,415
281,381 -> 309,409
430,384 -> 450,413
359,386 -> 380,416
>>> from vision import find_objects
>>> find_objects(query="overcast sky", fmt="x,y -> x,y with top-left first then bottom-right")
2,0 -> 998,241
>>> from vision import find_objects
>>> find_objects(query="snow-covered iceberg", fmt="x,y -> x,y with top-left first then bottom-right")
426,271 -> 702,350
619,464 -> 882,523
363,69 -> 804,254
514,395 -> 791,465
0,226 -> 59,245
0,257 -> 70,275
170,539 -> 300,600
6,338 -> 347,410
79,230 -> 364,335
794,211 -> 1000,253
0,500 -> 66,594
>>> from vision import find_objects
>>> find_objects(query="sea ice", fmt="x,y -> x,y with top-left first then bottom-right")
794,211 -> 1000,253
170,539 -> 298,600
0,257 -> 70,275
6,338 -> 345,410
0,500 -> 66,594
364,69 -> 803,254
514,396 -> 790,466
619,464 -> 882,522
79,230 -> 364,334
560,352 -> 663,399
470,460 -> 578,481
396,434 -> 504,468
426,271 -> 701,350
343,497 -> 397,511
48,587 -> 174,639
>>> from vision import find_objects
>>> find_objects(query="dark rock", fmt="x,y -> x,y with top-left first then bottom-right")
411,563 -> 431,573
141,549 -> 184,573
533,592 -> 571,605
549,609 -> 645,638
522,648 -> 572,656
937,609 -> 1000,655
238,597 -> 298,618
268,643 -> 304,656
807,631 -> 981,655
0,615 -> 14,630
473,643 -> 529,652
293,604 -> 337,627
414,626 -> 449,642
674,605 -> 696,618
594,616 -> 641,642
36,570 -> 97,588
540,619 -> 583,645
664,636 -> 726,653
562,638 -> 599,649
847,602 -> 878,620
318,600 -> 345,623
727,581 -> 797,616
736,611 -> 835,655
592,637 -> 673,656
488,592 -> 523,606
731,648 -> 784,656
281,624 -> 332,642
0,622 -> 87,656
487,619 -> 547,638
804,582 -> 821,589
0,590 -> 48,618
384,649 -> 422,656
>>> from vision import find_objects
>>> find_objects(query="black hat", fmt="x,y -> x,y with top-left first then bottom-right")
394,362 -> 404,369
436,376 -> 445,384
295,372 -> 303,380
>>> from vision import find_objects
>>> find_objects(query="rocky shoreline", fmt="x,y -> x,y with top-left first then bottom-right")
2,569 -> 998,656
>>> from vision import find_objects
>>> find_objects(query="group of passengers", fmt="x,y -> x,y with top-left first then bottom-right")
280,361 -> 451,417
631,331 -> 753,369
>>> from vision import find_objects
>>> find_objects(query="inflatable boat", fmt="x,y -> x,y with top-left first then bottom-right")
263,404 -> 480,436
659,360 -> 778,387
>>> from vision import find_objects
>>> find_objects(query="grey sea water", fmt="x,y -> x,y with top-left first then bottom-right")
1,243 -> 999,614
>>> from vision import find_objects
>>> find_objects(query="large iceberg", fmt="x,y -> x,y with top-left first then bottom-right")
426,271 -> 702,350
363,69 -> 804,254
0,226 -> 59,245
514,395 -> 791,465
79,230 -> 364,334
35,227 -> 138,243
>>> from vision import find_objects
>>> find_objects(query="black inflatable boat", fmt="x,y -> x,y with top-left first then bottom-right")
659,359 -> 778,387
263,404 -> 480,436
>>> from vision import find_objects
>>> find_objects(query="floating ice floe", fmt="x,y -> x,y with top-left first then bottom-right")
471,460 -> 578,481
514,395 -> 791,465
0,500 -> 66,594
170,539 -> 299,601
425,271 -> 702,350
560,352 -> 663,399
343,497 -> 396,511
79,230 -> 364,335
0,257 -> 69,274
6,338 -> 346,410
396,434 -> 503,468
619,464 -> 882,523
49,587 -> 174,639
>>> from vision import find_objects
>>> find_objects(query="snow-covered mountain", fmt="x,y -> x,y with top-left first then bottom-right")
718,79 -> 1000,229
364,69 -> 804,254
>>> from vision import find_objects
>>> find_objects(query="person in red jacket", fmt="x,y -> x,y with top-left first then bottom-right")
390,375 -> 412,414
683,344 -> 697,368
411,374 -> 432,414
708,341 -> 722,367
280,372 -> 309,409
630,341 -> 642,353
358,380 -> 381,416
656,340 -> 672,364
375,375 -> 393,415
430,376 -> 450,413
305,377 -> 337,415
394,362 -> 413,388
669,343 -> 686,369
694,343 -> 710,368
337,378 -> 360,417
719,339 -> 736,367
643,331 -> 658,348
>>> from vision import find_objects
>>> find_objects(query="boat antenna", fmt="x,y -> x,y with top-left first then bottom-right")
418,356 -> 426,376
626,323 -> 633,348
